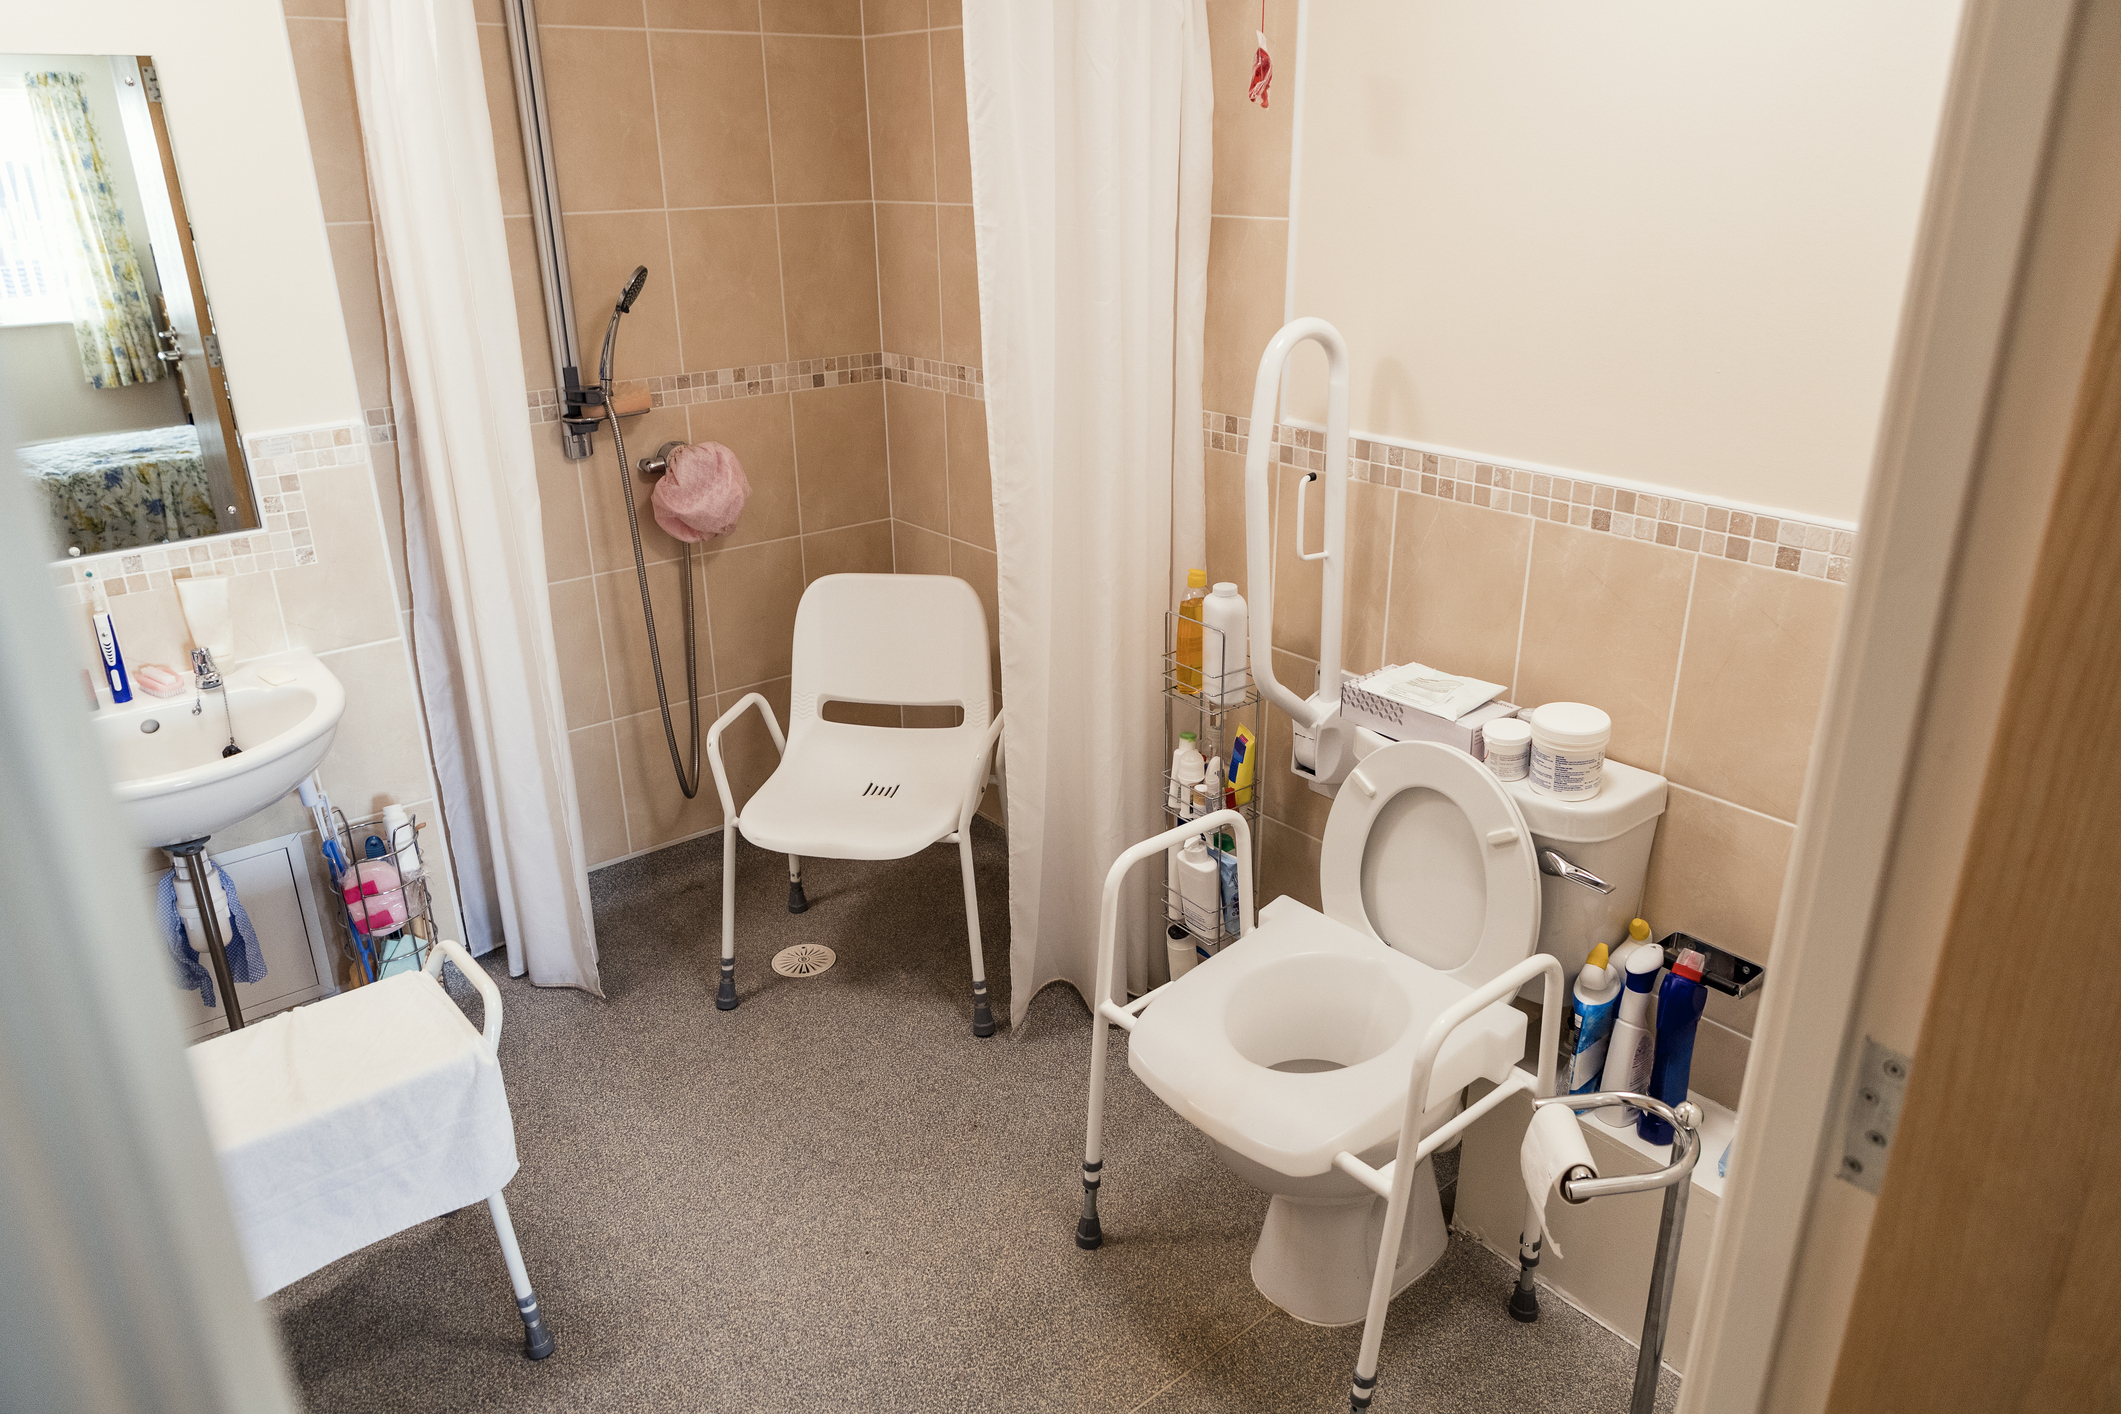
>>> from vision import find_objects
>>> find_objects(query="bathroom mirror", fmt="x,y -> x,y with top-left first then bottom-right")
2,53 -> 257,561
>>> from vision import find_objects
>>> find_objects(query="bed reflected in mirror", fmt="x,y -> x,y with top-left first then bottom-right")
1,52 -> 256,560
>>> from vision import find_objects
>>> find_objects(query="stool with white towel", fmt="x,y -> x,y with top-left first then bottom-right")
186,939 -> 555,1359
1514,1091 -> 1702,1414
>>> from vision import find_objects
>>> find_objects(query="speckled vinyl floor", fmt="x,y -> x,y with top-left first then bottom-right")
271,823 -> 1677,1413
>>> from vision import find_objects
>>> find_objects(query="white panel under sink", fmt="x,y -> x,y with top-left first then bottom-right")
170,832 -> 338,1042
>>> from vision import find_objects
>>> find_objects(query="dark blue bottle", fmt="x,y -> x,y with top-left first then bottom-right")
1639,949 -> 1709,1145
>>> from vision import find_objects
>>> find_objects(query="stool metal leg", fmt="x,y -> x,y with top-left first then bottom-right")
487,1191 -> 554,1360
170,840 -> 244,1030
1629,1167 -> 1691,1413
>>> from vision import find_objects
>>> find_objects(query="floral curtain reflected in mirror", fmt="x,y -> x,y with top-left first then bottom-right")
1,54 -> 256,559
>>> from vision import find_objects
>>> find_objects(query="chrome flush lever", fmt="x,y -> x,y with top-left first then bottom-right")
1538,846 -> 1614,894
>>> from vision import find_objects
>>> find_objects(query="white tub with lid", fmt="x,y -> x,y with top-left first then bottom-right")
1528,702 -> 1611,800
1484,716 -> 1532,781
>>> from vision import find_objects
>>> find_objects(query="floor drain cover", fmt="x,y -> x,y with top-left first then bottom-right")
771,944 -> 837,978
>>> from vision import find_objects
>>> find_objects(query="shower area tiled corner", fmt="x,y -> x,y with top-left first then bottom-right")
283,0 -> 994,872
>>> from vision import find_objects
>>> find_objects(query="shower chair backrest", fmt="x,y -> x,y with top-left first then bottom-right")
786,573 -> 991,745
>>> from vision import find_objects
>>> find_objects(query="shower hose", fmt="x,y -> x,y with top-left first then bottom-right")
603,304 -> 704,799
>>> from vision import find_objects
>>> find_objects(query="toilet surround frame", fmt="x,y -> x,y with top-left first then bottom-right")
1074,807 -> 1574,1413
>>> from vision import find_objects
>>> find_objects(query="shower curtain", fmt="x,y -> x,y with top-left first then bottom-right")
22,72 -> 165,390
347,0 -> 601,994
965,0 -> 1212,1022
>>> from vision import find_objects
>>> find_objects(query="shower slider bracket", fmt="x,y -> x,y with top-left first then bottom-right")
637,441 -> 685,478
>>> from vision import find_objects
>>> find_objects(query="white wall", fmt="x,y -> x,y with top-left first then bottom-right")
4,3 -> 362,435
1285,0 -> 1964,523
2,321 -> 186,441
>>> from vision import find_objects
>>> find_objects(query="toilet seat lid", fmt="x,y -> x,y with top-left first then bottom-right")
1319,741 -> 1540,984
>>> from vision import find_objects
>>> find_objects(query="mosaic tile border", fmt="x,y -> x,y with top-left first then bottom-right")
1205,411 -> 1857,582
51,424 -> 367,604
522,351 -> 984,427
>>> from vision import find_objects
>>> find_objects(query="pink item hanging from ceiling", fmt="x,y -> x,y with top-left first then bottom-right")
1248,0 -> 1272,108
650,440 -> 751,543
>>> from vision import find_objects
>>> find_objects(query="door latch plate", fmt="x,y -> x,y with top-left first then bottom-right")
1836,1036 -> 1910,1195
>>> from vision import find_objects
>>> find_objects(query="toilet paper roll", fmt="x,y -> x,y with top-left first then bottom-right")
1521,1102 -> 1598,1258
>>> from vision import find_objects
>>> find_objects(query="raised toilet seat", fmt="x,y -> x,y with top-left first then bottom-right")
1124,741 -> 1543,1326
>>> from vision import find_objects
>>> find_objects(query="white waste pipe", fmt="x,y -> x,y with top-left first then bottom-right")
1244,317 -> 1353,782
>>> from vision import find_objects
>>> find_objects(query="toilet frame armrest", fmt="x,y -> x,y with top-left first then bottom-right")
424,938 -> 504,1060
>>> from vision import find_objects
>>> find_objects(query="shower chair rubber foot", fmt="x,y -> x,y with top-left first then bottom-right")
716,961 -> 738,1011
1076,1170 -> 1103,1248
1075,1215 -> 1103,1250
787,880 -> 809,914
1507,1283 -> 1541,1323
518,1293 -> 555,1361
1348,1370 -> 1378,1411
972,994 -> 995,1038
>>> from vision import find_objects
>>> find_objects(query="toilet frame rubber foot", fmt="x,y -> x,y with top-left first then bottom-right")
971,981 -> 995,1037
518,1293 -> 555,1360
1075,1166 -> 1103,1249
787,879 -> 809,913
1348,1370 -> 1377,1411
716,959 -> 738,1011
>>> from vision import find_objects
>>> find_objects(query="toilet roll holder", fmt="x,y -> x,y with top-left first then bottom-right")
1511,1091 -> 1702,1414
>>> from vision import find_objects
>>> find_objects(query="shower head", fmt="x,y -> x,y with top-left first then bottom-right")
601,265 -> 651,387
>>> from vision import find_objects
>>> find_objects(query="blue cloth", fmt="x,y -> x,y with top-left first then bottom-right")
158,862 -> 267,1009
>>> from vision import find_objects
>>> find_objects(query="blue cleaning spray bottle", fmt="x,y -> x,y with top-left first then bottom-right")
1639,948 -> 1710,1145
1559,942 -> 1620,1098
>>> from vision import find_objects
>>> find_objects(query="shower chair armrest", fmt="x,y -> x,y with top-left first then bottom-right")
423,938 -> 504,1060
1332,953 -> 1566,1198
704,692 -> 788,822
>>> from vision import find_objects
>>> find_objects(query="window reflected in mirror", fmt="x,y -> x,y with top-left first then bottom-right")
1,53 -> 256,561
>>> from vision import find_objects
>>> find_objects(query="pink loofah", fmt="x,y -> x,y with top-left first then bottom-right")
650,440 -> 750,543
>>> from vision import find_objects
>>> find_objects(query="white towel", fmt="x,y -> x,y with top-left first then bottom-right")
176,574 -> 233,659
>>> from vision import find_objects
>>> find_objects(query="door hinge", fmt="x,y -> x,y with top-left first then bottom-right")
203,334 -> 223,369
1836,1036 -> 1911,1196
141,65 -> 162,103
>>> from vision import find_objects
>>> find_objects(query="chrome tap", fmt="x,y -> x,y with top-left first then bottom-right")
191,647 -> 223,691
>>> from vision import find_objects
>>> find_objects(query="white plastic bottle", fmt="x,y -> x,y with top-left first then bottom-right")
1167,734 -> 1206,920
382,802 -> 423,879
1598,941 -> 1665,1127
1201,582 -> 1249,706
1174,835 -> 1222,941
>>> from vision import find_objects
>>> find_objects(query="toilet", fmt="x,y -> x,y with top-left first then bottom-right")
1125,738 -> 1664,1326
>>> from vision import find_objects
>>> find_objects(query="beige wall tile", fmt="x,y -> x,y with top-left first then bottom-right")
1382,493 -> 1534,691
596,557 -> 714,720
548,576 -> 612,728
703,536 -> 806,689
538,0 -> 644,24
324,223 -> 386,411
1203,448 -> 1248,595
582,405 -> 692,572
275,469 -> 400,652
533,434 -> 593,583
929,0 -> 961,24
713,676 -> 795,825
687,394 -> 801,548
1207,0 -> 1296,217
763,0 -> 863,33
540,27 -> 664,213
286,18 -> 370,224
936,202 -> 980,368
651,32 -> 776,209
227,572 -> 292,660
1260,817 -> 1323,912
764,37 -> 873,203
1665,556 -> 1843,821
668,206 -> 787,370
944,393 -> 993,550
1642,785 -> 1794,966
801,520 -> 893,583
314,640 -> 435,819
776,202 -> 881,357
79,587 -> 186,681
570,724 -> 631,866
1339,480 -> 1394,676
504,217 -> 556,390
472,0 -> 502,20
1269,462 -> 1319,658
564,211 -> 682,378
882,381 -> 941,529
863,0 -> 926,32
793,381 -> 891,530
367,442 -> 410,606
875,202 -> 942,360
1515,522 -> 1693,769
476,24 -> 531,218
1260,647 -> 1334,840
646,0 -> 758,28
864,32 -> 935,202
1203,215 -> 1288,414
893,519 -> 950,575
949,537 -> 1000,674
284,0 -> 346,16
927,27 -> 970,205
615,705 -> 723,849
1689,1020 -> 1750,1109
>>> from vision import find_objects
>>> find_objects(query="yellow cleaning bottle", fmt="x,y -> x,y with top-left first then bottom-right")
1176,568 -> 1207,693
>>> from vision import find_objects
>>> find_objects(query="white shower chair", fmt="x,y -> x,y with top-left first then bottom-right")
705,572 -> 1005,1035
187,939 -> 555,1359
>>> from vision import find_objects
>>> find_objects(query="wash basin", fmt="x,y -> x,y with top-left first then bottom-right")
94,649 -> 346,847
